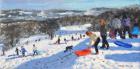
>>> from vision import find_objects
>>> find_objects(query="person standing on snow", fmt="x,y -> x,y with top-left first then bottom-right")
57,37 -> 61,44
80,34 -> 82,39
110,16 -> 123,39
33,44 -> 38,56
2,46 -> 6,56
131,16 -> 140,38
86,31 -> 100,55
15,47 -> 19,55
108,18 -> 115,39
20,46 -> 27,57
121,15 -> 132,39
99,18 -> 109,49
64,38 -> 67,44
71,36 -> 74,40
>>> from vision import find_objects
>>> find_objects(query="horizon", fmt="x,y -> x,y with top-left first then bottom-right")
0,0 -> 140,10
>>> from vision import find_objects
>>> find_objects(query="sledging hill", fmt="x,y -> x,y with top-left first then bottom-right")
0,24 -> 140,69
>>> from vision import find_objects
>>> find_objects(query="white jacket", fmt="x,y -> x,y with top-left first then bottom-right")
33,46 -> 37,51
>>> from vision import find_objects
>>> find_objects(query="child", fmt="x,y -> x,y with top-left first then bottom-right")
2,46 -> 5,56
33,44 -> 38,56
80,34 -> 82,39
86,31 -> 100,54
21,46 -> 27,57
57,37 -> 61,44
64,38 -> 67,44
71,36 -> 74,40
15,47 -> 19,55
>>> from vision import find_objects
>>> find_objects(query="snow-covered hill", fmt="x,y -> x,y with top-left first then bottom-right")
84,10 -> 106,16
0,24 -> 140,69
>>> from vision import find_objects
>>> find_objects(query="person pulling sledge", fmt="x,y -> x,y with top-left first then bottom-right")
86,31 -> 100,55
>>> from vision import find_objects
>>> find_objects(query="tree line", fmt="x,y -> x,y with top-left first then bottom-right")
0,19 -> 59,50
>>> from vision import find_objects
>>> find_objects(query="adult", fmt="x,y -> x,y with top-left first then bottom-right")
131,16 -> 140,38
121,15 -> 132,39
99,18 -> 109,49
110,16 -> 123,39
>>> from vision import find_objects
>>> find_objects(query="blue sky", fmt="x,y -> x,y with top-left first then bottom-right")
0,0 -> 140,10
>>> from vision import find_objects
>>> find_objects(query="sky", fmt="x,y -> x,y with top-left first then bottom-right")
0,0 -> 140,10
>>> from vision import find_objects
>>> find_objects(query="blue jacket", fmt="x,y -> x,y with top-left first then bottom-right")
21,48 -> 26,53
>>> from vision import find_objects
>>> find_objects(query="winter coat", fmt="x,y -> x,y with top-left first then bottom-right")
111,18 -> 122,29
15,48 -> 19,52
99,25 -> 107,36
122,17 -> 131,27
33,46 -> 37,51
88,33 -> 98,46
21,48 -> 26,53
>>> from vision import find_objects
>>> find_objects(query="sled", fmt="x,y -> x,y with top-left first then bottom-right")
74,48 -> 91,56
114,41 -> 132,48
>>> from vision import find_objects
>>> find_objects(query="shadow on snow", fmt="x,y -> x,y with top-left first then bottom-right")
105,52 -> 140,62
16,38 -> 90,69
15,37 -> 140,69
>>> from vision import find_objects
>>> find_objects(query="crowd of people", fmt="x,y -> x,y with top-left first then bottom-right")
55,33 -> 86,44
108,15 -> 139,39
15,44 -> 39,57
86,14 -> 139,55
15,44 -> 38,57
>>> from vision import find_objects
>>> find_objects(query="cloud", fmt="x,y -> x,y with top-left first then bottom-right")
0,0 -> 140,10
1,0 -> 64,3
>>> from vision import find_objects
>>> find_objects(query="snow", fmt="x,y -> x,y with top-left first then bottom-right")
58,12 -> 74,15
84,10 -> 106,16
0,24 -> 140,69
60,24 -> 91,31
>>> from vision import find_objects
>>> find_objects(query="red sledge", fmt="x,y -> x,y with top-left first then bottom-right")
74,48 -> 91,56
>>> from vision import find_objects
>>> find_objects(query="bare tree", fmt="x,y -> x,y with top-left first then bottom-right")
2,24 -> 21,48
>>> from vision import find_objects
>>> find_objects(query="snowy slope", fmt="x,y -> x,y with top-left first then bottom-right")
0,24 -> 140,69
